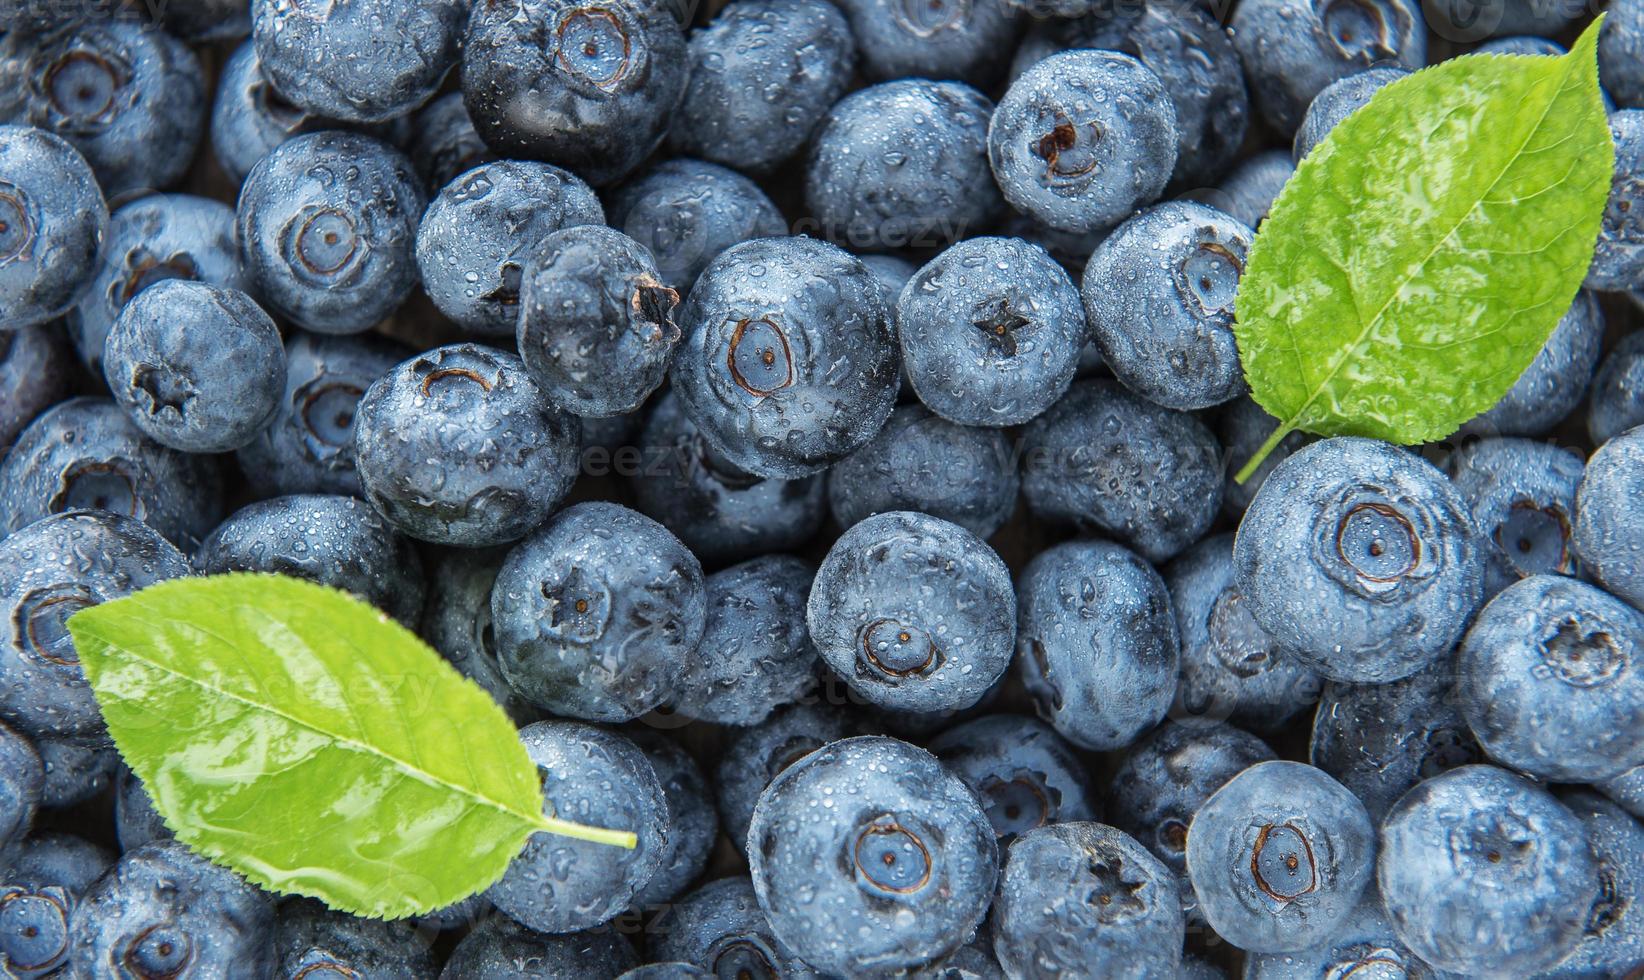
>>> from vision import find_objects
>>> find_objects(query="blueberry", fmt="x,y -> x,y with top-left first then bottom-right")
416,160 -> 604,337
1084,202 -> 1252,411
515,225 -> 682,418
0,126 -> 106,329
1589,110 -> 1644,292
273,900 -> 436,978
1216,401 -> 1308,524
748,735 -> 997,976
1471,290 -> 1604,437
67,841 -> 275,979
714,702 -> 865,856
1231,0 -> 1426,134
649,876 -> 817,978
159,0 -> 252,42
806,80 -> 1000,251
408,92 -> 496,191
1020,379 -> 1223,564
0,722 -> 40,848
917,934 -> 1006,979
1574,424 -> 1644,610
1202,150 -> 1294,231
1234,437 -> 1485,684
1448,437 -> 1584,598
928,714 -> 1098,845
1589,331 -> 1644,445
989,50 -> 1178,236
1603,0 -> 1644,110
251,0 -> 465,124
193,494 -> 427,627
861,252 -> 918,315
1179,953 -> 1225,980
993,210 -> 1110,281
671,555 -> 819,727
827,404 -> 1018,541
1309,658 -> 1481,823
670,236 -> 899,479
0,21 -> 204,199
1537,791 -> 1644,979
66,193 -> 247,377
443,916 -> 638,978
0,325 -> 72,453
609,159 -> 787,294
1478,34 -> 1568,56
488,721 -> 668,934
236,330 -> 411,498
1,832 -> 112,894
629,391 -> 827,567
492,501 -> 705,723
1378,765 -> 1597,974
1014,539 -> 1179,750
33,737 -> 116,810
809,511 -> 1015,715
1186,760 -> 1374,953
0,400 -> 221,548
1426,0 -> 1582,40
899,236 -> 1085,427
618,965 -> 712,980
1601,765 -> 1644,822
1292,66 -> 1409,162
830,0 -> 1018,84
462,0 -> 687,186
237,130 -> 425,334
1240,896 -> 1445,980
626,729 -> 717,909
668,0 -> 855,175
418,548 -> 536,722
0,832 -> 112,978
114,767 -> 172,852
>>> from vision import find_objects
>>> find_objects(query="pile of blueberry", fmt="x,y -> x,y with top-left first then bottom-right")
0,0 -> 1642,976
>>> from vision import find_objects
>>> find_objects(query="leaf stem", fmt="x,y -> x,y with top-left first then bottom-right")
1234,423 -> 1293,485
534,814 -> 639,849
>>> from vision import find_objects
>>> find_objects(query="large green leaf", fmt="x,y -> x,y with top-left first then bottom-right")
1233,18 -> 1614,481
69,573 -> 635,919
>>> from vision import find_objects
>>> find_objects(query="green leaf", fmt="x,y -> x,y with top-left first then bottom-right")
68,573 -> 635,919
1233,17 -> 1614,482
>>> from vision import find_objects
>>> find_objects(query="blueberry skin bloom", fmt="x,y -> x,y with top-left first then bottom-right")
237,131 -> 425,334
747,735 -> 998,976
670,237 -> 899,479
993,822 -> 1183,979
1379,765 -> 1597,975
715,702 -> 864,856
0,398 -> 223,549
1208,150 -> 1295,231
0,126 -> 105,329
0,722 -> 40,849
1549,791 -> 1644,979
492,502 -> 706,723
252,0 -> 467,124
831,0 -> 1018,84
1472,290 -> 1604,437
353,344 -> 581,547
409,93 -> 496,192
272,901 -> 436,978
898,236 -> 1085,427
462,0 -> 687,187
1448,437 -> 1583,599
1014,539 -> 1179,750
418,549 -> 534,722
488,722 -> 667,934
66,842 -> 274,979
416,160 -> 604,337
1574,424 -> 1644,611
627,729 -> 718,909
809,511 -> 1015,715
1084,202 -> 1253,411
989,51 -> 1178,236
806,80 -> 1000,252
516,225 -> 682,418
1291,66 -> 1409,163
928,714 -> 1099,844
1233,437 -> 1485,684
668,0 -> 856,175
33,739 -> 116,811
1186,760 -> 1375,953
1241,897 -> 1443,980
608,159 -> 787,293
443,916 -> 636,978
650,876 -> 817,978
1588,110 -> 1644,292
1589,331 -> 1644,445
0,325 -> 71,453
1020,379 -> 1223,564
1602,0 -> 1644,110
102,281 -> 284,455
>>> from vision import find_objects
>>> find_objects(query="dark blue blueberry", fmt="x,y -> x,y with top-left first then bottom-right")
1014,539 -> 1179,750
650,876 -> 816,977
1589,331 -> 1644,445
353,343 -> 581,546
462,0 -> 687,187
861,252 -> 917,315
1083,201 -> 1252,411
580,407 -> 643,458
236,330 -> 411,498
715,702 -> 868,857
0,832 -> 113,979
0,126 -> 106,329
492,501 -> 705,723
443,916 -> 638,978
488,721 -> 668,934
1216,397 -> 1310,521
237,130 -> 425,334
2,832 -> 113,895
193,494 -> 427,627
33,737 -> 115,810
830,0 -> 1018,83
67,841 -> 275,979
609,159 -> 787,294
1186,761 -> 1375,953
668,0 -> 855,175
809,511 -> 1015,715
1574,423 -> 1644,610
160,0 -> 251,42
0,722 -> 40,848
626,729 -> 718,909
1378,765 -> 1597,975
1589,110 -> 1644,292
1201,150 -> 1293,231
992,822 -> 1183,979
1603,0 -> 1644,110
1478,34 -> 1568,56
989,50 -> 1178,236
993,210 -> 1109,281
928,714 -> 1098,845
1292,66 -> 1409,162
419,548 -> 537,722
1601,764 -> 1644,822
618,965 -> 712,980
1231,0 -> 1426,134
408,92 -> 495,191
1241,896 -> 1445,980
899,236 -> 1085,427
629,391 -> 826,567
0,324 -> 72,453
1471,290 -> 1604,437
1179,953 -> 1224,980
416,160 -> 604,337
748,735 -> 998,976
0,400 -> 223,549
102,280 -> 284,454
1448,437 -> 1584,598
1543,791 -> 1644,979
272,900 -> 436,978
114,767 -> 172,852
670,236 -> 898,479
671,555 -> 819,727
828,404 -> 1018,541
251,0 -> 466,124
1427,0 -> 1582,40
1020,379 -> 1222,564
515,225 -> 681,418
1234,437 -> 1485,683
